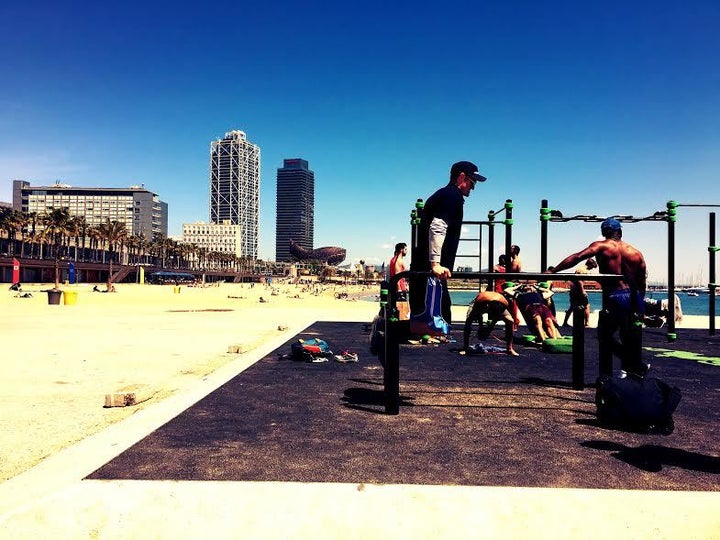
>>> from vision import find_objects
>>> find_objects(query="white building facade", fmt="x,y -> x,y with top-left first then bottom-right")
209,130 -> 260,259
182,220 -> 243,258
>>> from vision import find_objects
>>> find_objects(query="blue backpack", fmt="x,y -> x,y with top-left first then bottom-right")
409,276 -> 449,336
291,338 -> 332,362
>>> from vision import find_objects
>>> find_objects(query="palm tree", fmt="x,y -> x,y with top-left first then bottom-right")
25,211 -> 39,258
0,207 -> 12,255
42,207 -> 73,290
149,233 -> 167,268
69,215 -> 88,261
96,219 -> 128,289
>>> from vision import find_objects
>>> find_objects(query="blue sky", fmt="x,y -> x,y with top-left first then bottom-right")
1,1 -> 718,284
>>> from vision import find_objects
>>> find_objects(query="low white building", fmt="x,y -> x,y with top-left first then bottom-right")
182,220 -> 242,258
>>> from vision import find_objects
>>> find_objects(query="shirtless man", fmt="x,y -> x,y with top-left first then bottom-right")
549,218 -> 648,375
462,290 -> 519,356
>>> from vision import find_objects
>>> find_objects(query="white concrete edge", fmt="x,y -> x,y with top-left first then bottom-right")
4,479 -> 720,539
0,315 -> 321,518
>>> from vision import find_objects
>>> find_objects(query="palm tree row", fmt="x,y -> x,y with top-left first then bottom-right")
0,207 -> 274,282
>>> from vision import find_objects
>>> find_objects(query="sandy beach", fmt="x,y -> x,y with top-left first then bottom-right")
0,280 -> 379,482
1,281 -> 716,482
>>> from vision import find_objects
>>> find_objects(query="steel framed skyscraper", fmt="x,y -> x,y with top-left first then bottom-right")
209,130 -> 260,259
275,158 -> 314,262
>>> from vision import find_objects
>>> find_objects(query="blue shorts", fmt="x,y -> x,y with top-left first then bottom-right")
606,289 -> 644,320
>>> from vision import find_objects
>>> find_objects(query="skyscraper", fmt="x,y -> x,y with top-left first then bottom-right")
276,158 -> 314,262
209,130 -> 260,259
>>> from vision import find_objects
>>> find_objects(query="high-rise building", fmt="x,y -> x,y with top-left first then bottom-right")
209,130 -> 260,259
12,180 -> 168,238
275,158 -> 314,262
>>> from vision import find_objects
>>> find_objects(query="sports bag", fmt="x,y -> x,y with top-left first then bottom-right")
409,276 -> 449,336
595,374 -> 681,434
291,338 -> 332,362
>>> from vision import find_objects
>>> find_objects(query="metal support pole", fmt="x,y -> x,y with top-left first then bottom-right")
477,224 -> 483,292
571,304 -> 586,389
540,199 -> 549,272
667,201 -> 678,342
598,307 -> 613,377
504,199 -> 513,269
488,210 -> 496,290
380,280 -> 400,415
411,199 -> 424,254
710,212 -> 717,336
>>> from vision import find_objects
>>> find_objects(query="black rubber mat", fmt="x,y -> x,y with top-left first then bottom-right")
88,322 -> 720,490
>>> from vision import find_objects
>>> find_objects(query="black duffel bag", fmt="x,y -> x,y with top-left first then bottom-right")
595,374 -> 682,435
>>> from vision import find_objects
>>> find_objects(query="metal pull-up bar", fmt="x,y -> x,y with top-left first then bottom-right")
382,270 -> 624,415
540,199 -> 678,342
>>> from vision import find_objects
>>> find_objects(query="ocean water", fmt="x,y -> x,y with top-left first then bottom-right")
449,289 -> 715,317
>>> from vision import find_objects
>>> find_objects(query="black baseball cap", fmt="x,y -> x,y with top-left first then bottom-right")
451,161 -> 487,183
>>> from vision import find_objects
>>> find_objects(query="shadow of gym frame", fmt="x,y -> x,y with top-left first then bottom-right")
87,322 -> 719,491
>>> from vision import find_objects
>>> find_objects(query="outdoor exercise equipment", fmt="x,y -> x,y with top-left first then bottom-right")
410,198 -> 515,292
709,212 -> 718,336
540,199 -> 676,340
542,200 -> 720,338
381,269 -> 626,414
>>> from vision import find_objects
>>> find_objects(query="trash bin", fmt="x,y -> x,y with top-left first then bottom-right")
47,290 -> 62,305
63,290 -> 78,305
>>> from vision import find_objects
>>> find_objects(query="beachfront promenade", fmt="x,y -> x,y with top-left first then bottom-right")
0,282 -> 718,538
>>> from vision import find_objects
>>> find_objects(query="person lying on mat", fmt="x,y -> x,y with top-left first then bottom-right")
507,283 -> 561,343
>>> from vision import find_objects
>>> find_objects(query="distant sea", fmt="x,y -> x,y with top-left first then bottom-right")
450,290 -> 715,317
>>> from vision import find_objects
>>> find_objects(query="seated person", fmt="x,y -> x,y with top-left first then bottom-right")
463,290 -> 519,356
509,284 -> 561,342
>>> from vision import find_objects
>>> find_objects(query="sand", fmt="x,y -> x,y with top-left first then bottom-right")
1,281 -> 715,482
0,280 -> 378,482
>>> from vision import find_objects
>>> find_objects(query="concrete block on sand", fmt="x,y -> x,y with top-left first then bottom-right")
104,384 -> 154,408
227,343 -> 254,354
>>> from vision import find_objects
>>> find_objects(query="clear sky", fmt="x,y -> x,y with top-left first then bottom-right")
1,1 -> 718,284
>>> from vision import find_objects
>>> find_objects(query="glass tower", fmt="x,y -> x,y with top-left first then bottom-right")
275,158 -> 314,262
209,130 -> 260,259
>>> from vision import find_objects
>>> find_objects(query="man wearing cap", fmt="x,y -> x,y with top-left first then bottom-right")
548,218 -> 648,376
409,161 -> 485,325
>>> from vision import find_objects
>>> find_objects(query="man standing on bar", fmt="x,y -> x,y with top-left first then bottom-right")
409,161 -> 486,325
548,218 -> 648,376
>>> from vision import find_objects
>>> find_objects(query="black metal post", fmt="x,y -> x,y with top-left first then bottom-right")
598,307 -> 613,377
571,303 -> 586,389
710,212 -> 716,336
488,210 -> 496,290
477,224 -> 483,292
411,199 -> 424,254
667,201 -> 677,342
381,280 -> 400,415
504,199 -> 513,268
540,199 -> 549,272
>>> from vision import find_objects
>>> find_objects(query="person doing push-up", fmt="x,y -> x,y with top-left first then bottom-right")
462,291 -> 519,356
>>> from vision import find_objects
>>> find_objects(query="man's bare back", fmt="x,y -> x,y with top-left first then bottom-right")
550,220 -> 647,296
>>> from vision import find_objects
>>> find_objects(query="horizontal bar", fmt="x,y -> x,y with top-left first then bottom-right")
451,271 -> 623,283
